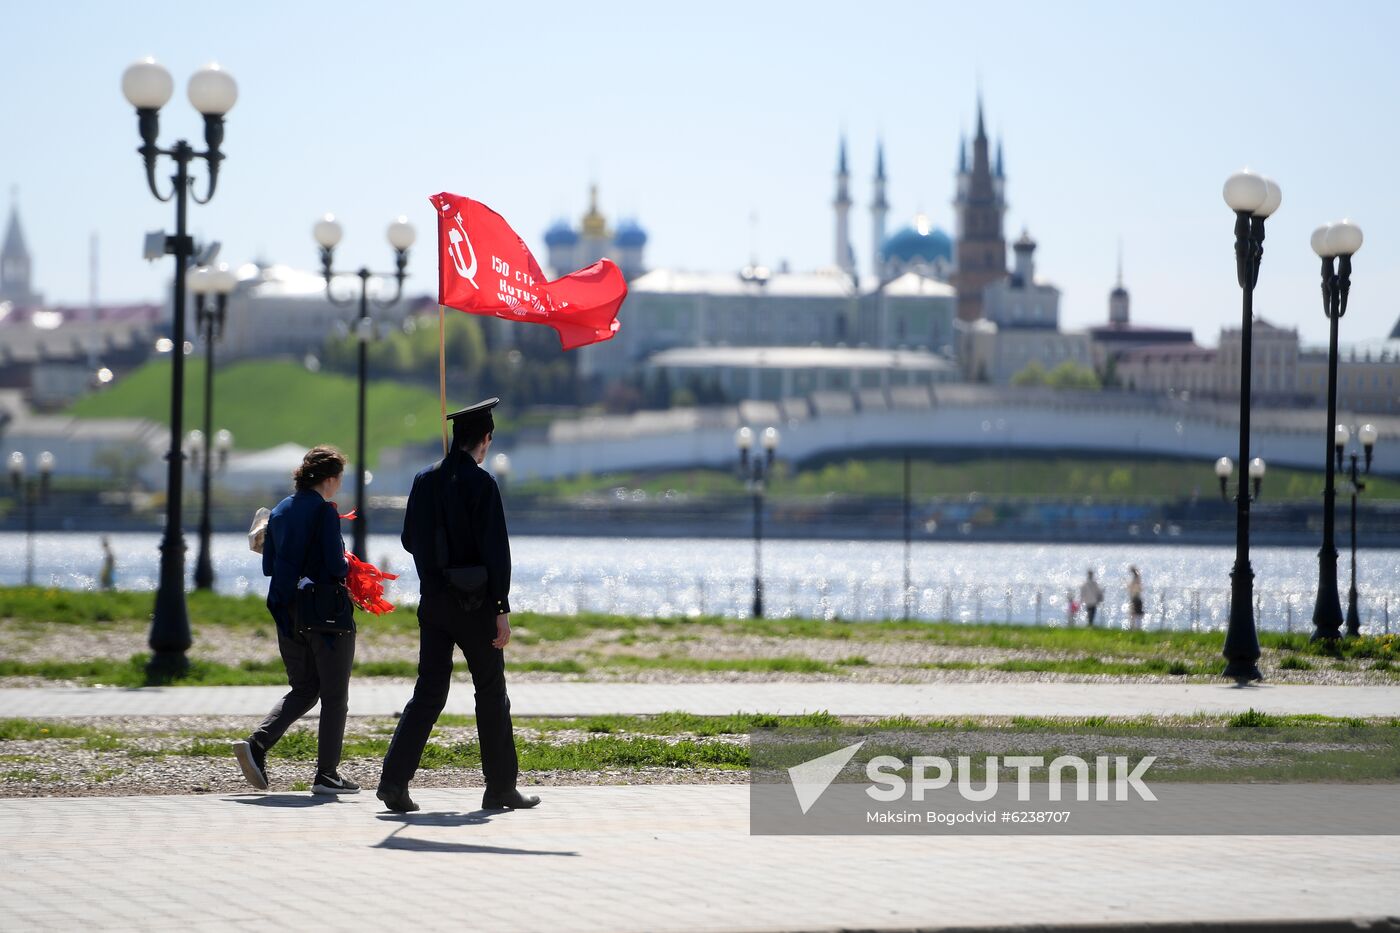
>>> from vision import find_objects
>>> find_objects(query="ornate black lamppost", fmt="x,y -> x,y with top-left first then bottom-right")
8,451 -> 54,586
736,425 -> 779,618
1308,219 -> 1364,642
1334,423 -> 1379,637
1220,169 -> 1281,683
187,263 -> 237,590
312,214 -> 415,560
122,57 -> 238,677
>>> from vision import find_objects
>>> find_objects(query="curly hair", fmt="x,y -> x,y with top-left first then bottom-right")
292,445 -> 346,491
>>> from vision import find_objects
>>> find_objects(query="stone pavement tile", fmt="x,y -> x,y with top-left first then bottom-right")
2,786 -> 1398,932
2,681 -> 1399,720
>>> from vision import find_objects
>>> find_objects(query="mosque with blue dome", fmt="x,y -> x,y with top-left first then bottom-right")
542,184 -> 649,281
836,95 -> 1012,323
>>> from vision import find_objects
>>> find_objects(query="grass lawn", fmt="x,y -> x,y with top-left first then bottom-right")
2,587 -> 1396,686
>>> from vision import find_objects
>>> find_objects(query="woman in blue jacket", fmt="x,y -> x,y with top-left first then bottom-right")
233,446 -> 358,795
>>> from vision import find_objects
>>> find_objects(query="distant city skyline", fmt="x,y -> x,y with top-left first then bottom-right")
3,0 -> 1400,347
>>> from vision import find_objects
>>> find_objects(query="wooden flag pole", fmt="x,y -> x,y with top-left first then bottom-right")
438,304 -> 449,456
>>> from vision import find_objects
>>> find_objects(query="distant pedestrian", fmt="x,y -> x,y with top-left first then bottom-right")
98,537 -> 115,591
232,445 -> 358,797
1128,566 -> 1144,631
1079,570 -> 1104,627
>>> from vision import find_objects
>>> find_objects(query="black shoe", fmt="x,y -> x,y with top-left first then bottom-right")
232,739 -> 269,791
312,770 -> 360,795
376,783 -> 419,813
482,787 -> 541,810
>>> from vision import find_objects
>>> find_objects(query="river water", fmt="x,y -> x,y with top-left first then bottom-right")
4,532 -> 1398,634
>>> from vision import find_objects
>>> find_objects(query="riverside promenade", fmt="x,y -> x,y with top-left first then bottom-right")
2,681 -> 1399,719
4,680 -> 1400,930
3,785 -> 1399,932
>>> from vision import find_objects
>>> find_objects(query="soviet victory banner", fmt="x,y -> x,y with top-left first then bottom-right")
430,191 -> 627,351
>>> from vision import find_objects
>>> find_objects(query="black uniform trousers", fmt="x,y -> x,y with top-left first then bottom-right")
381,591 -> 518,791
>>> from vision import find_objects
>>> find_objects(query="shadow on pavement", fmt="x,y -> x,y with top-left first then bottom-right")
376,809 -> 497,827
224,794 -> 344,808
374,817 -> 580,857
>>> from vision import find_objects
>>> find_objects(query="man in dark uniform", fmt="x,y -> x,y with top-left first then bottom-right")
377,398 -> 540,813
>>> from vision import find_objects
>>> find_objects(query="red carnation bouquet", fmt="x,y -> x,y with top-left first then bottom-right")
337,509 -> 398,615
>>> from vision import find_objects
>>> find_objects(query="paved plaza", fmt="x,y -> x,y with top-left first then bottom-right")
4,681 -> 1399,930
2,680 -> 1399,719
2,786 -> 1398,932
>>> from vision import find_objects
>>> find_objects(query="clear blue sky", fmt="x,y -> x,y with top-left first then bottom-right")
3,0 -> 1399,347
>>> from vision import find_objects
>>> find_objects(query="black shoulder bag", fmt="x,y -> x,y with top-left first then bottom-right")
434,460 -> 489,613
294,504 -> 357,636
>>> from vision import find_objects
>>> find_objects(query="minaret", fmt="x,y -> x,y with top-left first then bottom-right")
834,136 -> 853,275
870,141 -> 888,281
1,187 -> 40,308
952,95 -> 1008,322
1109,242 -> 1130,325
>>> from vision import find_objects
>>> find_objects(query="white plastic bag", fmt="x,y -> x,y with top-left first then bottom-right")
248,507 -> 271,554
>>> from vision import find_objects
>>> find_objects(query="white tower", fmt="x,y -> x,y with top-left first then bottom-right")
870,141 -> 888,281
834,137 -> 853,275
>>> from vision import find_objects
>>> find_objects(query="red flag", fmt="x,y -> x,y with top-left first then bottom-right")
430,192 -> 626,350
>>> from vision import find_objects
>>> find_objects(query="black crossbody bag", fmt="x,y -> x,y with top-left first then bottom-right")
294,503 -> 357,636
434,460 -> 489,613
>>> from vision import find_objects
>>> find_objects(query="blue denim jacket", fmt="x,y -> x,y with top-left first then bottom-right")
262,490 -> 349,615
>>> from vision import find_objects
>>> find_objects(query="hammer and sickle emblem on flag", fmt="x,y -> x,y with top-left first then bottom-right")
447,211 -> 479,289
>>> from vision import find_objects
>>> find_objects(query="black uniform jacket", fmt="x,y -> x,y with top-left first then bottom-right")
401,454 -> 512,615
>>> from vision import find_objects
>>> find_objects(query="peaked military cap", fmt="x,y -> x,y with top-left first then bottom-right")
446,397 -> 500,425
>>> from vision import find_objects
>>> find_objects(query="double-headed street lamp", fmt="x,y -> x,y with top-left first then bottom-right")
1214,456 -> 1266,503
187,263 -> 237,590
1219,169 -> 1281,683
8,451 -> 54,587
313,214 -> 415,560
736,425 -> 780,618
1334,423 -> 1379,637
122,57 -> 238,677
1308,220 -> 1365,642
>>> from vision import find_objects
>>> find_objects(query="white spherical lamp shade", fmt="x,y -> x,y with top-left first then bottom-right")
37,451 -> 55,474
1248,457 -> 1266,479
313,214 -> 343,249
1310,224 -> 1334,258
1335,424 -> 1351,447
1222,170 -> 1267,213
491,452 -> 511,477
1214,456 -> 1234,479
735,426 -> 753,450
1359,423 -> 1379,447
387,217 -> 416,251
209,263 -> 238,295
122,57 -> 174,110
215,429 -> 234,452
186,266 -> 214,295
762,426 -> 781,451
187,63 -> 238,115
1325,219 -> 1363,256
1253,178 -> 1282,218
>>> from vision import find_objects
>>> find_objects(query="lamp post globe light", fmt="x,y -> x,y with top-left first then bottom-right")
490,452 -> 512,491
1308,219 -> 1364,642
9,450 -> 55,587
314,214 -> 414,560
123,57 -> 237,676
1334,423 -> 1379,637
737,425 -> 779,618
188,263 -> 237,590
1219,168 -> 1280,683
